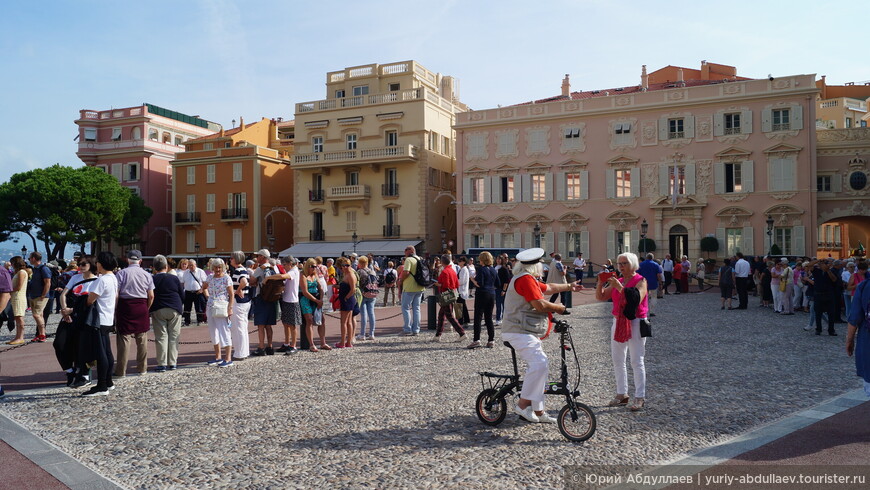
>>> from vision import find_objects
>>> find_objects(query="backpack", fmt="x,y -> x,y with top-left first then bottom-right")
257,268 -> 284,302
49,267 -> 60,290
384,270 -> 396,284
410,256 -> 436,288
363,270 -> 380,298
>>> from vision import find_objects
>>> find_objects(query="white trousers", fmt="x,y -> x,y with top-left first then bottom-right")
208,314 -> 232,348
230,301 -> 252,357
502,332 -> 549,411
772,283 -> 783,312
610,318 -> 647,398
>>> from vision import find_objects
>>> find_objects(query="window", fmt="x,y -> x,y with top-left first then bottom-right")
335,89 -> 345,98
564,128 -> 581,139
84,128 -> 97,141
225,142 -> 231,148
467,132 -> 487,159
471,177 -> 485,203
724,113 -> 741,135
111,128 -> 122,141
203,143 -> 213,150
206,164 -> 215,183
186,230 -> 195,253
772,109 -> 790,131
312,212 -> 323,234
501,233 -> 515,248
206,229 -> 215,249
429,132 -> 439,152
817,175 -> 832,192
527,129 -> 548,154
206,194 -> 215,213
148,128 -> 158,140
346,133 -> 357,150
726,228 -> 743,256
385,130 -> 398,147
385,208 -> 398,236
668,167 -> 686,195
232,229 -> 242,251
346,171 -> 359,186
233,163 -> 242,182
770,158 -> 796,191
531,175 -> 546,201
388,82 -> 400,92
773,228 -> 792,255
312,136 -> 323,153
614,123 -> 632,145
186,166 -> 195,185
346,210 -> 357,231
668,118 -> 685,139
352,85 -> 369,96
131,127 -> 141,140
616,169 -> 633,198
265,216 -> 274,236
471,234 -> 483,248
499,176 -> 514,202
186,194 -> 196,213
162,132 -> 171,144
846,117 -> 853,128
496,131 -> 515,157
725,163 -> 742,193
175,135 -> 183,146
228,192 -> 246,212
384,168 -> 398,196
567,233 -> 583,257
616,231 -> 631,255
125,162 -> 140,181
566,173 -> 582,200
442,135 -> 450,156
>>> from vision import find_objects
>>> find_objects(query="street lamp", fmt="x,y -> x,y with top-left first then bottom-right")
21,245 -> 27,257
766,215 -> 775,255
533,222 -> 541,248
352,231 -> 359,255
440,228 -> 447,253
195,241 -> 201,257
641,218 -> 649,255
268,235 -> 275,256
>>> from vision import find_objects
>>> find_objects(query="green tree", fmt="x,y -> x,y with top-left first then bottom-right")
107,190 -> 153,249
637,238 -> 657,254
0,165 -> 147,259
770,243 -> 783,256
700,236 -> 719,258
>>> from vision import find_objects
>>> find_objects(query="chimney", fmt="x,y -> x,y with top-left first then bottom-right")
219,128 -> 225,137
239,116 -> 244,128
677,68 -> 684,83
641,65 -> 648,90
561,74 -> 571,97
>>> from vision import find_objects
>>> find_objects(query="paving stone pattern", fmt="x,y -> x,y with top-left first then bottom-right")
0,292 -> 860,489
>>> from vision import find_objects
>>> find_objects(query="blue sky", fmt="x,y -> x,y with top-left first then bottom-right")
0,0 -> 866,246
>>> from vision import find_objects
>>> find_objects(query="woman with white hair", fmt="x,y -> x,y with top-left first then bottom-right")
502,248 -> 582,423
203,258 -> 234,367
595,252 -> 649,411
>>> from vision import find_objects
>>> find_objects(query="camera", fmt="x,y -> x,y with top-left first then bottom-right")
598,271 -> 614,282
553,319 -> 570,333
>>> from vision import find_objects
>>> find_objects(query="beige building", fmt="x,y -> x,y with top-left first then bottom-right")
285,60 -> 466,258
815,76 -> 869,129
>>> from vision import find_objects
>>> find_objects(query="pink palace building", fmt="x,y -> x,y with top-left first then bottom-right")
75,104 -> 221,256
455,62 -> 827,263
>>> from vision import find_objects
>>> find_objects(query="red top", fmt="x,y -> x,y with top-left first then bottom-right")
438,266 -> 459,290
673,262 -> 683,279
514,274 -> 547,301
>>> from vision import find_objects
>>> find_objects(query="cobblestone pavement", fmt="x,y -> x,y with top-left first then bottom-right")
0,291 -> 860,489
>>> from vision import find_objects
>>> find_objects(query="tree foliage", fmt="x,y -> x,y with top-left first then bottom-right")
0,165 -> 152,259
636,238 -> 657,254
700,236 -> 720,253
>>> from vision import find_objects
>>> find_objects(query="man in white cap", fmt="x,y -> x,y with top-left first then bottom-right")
114,250 -> 155,376
501,248 -> 583,423
250,249 -> 279,356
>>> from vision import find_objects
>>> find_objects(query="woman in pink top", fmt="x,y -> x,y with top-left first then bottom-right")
595,252 -> 649,411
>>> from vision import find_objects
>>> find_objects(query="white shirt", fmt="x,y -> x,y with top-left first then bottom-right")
734,258 -> 751,278
182,268 -> 207,292
282,267 -> 300,303
573,257 -> 586,269
662,259 -> 674,272
842,270 -> 852,285
458,265 -> 471,300
91,273 -> 118,326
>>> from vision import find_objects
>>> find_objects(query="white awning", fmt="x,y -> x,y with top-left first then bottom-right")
279,240 -> 421,259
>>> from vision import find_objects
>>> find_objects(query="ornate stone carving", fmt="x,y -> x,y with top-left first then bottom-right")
642,164 -> 658,197
765,129 -> 799,140
696,159 -> 713,196
772,79 -> 792,90
611,198 -> 637,207
470,112 -> 485,121
722,83 -> 743,95
499,109 -> 515,119
494,129 -> 519,159
695,116 -> 714,142
717,133 -> 749,145
661,138 -> 690,149
641,121 -> 657,146
496,203 -> 518,211
816,127 -> 870,142
530,105 -> 545,115
668,90 -> 687,101
770,192 -> 797,200
563,201 -> 584,209
564,102 -> 581,112
615,96 -> 632,106
721,194 -> 748,202
525,126 -> 551,157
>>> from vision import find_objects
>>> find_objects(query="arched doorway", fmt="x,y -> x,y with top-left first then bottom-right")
669,225 -> 688,260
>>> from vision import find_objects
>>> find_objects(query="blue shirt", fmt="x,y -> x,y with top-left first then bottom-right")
637,260 -> 663,290
848,279 -> 870,327
27,264 -> 51,299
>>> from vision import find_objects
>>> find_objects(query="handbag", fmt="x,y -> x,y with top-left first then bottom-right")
437,289 -> 457,307
640,318 -> 652,338
210,299 -> 229,318
778,278 -> 787,292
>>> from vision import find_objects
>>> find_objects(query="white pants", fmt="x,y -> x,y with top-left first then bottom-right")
231,301 -> 252,358
647,293 -> 657,315
502,332 -> 549,411
772,283 -> 783,312
208,314 -> 232,348
610,318 -> 647,398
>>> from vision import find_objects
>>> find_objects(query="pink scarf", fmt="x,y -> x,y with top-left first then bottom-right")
613,274 -> 642,343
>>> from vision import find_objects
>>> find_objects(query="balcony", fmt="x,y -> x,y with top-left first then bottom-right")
175,212 -> 201,224
383,225 -> 401,237
327,185 -> 370,201
293,144 -> 418,169
295,85 -> 460,115
382,183 -> 400,197
221,208 -> 249,221
309,189 -> 325,202
310,229 -> 325,241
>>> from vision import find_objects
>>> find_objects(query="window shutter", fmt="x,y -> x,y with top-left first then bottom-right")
521,174 -> 531,202
716,228 -> 726,257
241,192 -> 247,209
713,114 -> 724,137
187,194 -> 195,213
545,232 -> 555,253
580,171 -> 589,200
525,232 -> 532,248
483,177 -> 491,204
761,108 -> 772,132
659,165 -> 669,197
630,167 -> 640,197
606,230 -> 616,261
658,117 -> 668,140
685,163 -> 696,195
492,233 -> 501,248
792,105 -> 803,130
462,178 -> 471,204
742,226 -> 754,255
743,160 -> 754,193
464,233 -> 471,252
111,163 -> 122,181
545,173 -> 554,201
555,172 -> 566,201
684,116 -> 695,139
490,176 -> 500,202
482,234 -> 491,248
227,193 -> 233,210
741,110 -> 753,134
605,169 -> 615,198
770,159 -> 781,191
514,231 -> 521,249
784,159 -> 796,190
793,226 -> 806,256
832,173 -> 842,193
714,163 -> 725,194
630,229 -> 639,253
558,232 -> 567,256
580,231 -> 589,257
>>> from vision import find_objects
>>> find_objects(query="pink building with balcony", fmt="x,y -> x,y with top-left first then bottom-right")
75,104 -> 221,256
455,63 -> 822,263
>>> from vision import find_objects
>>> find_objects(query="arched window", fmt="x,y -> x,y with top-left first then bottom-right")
148,128 -> 158,140
162,132 -> 171,144
174,135 -> 183,146
131,127 -> 142,140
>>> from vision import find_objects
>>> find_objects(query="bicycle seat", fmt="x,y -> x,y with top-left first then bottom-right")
503,341 -> 514,350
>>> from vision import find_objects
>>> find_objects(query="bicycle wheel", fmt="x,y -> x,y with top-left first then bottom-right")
476,389 -> 507,426
558,402 -> 596,442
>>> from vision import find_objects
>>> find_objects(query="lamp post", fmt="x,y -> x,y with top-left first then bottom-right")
268,235 -> 275,256
640,218 -> 649,255
766,215 -> 775,255
194,241 -> 200,259
352,231 -> 359,255
440,228 -> 447,253
533,222 -> 541,248
21,245 -> 27,257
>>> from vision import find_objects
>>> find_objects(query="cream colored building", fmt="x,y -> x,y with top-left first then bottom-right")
815,76 -> 869,129
286,61 -> 466,258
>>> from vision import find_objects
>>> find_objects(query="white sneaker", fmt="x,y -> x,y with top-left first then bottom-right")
513,405 -> 540,423
537,412 -> 557,424
494,320 -> 502,326
457,334 -> 467,342
432,335 -> 442,342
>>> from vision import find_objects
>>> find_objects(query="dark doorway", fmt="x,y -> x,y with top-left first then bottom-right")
669,225 -> 688,259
